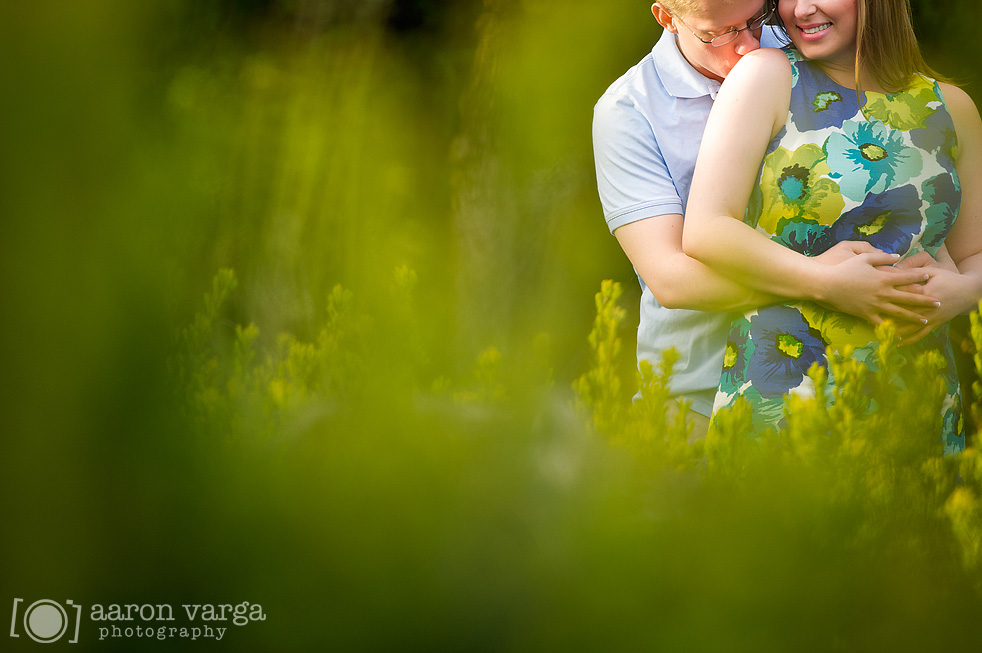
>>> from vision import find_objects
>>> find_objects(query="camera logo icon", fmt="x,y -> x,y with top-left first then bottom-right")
9,599 -> 82,644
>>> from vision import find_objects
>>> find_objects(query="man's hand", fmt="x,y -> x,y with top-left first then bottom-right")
894,265 -> 982,346
894,248 -> 958,273
811,240 -> 884,266
886,247 -> 967,345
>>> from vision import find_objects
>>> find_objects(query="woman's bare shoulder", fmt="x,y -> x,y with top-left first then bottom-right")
938,82 -> 981,151
724,47 -> 792,90
717,48 -> 793,111
938,83 -> 980,120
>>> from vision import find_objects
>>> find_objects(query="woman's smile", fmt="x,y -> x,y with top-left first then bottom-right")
801,22 -> 832,35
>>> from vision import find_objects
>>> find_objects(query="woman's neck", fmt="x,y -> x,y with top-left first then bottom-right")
814,59 -> 885,94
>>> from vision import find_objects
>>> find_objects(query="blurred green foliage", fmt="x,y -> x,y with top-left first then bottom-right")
2,0 -> 982,651
166,266 -> 982,650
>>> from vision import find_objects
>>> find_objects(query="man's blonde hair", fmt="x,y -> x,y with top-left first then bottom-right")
656,0 -> 697,15
657,0 -> 753,19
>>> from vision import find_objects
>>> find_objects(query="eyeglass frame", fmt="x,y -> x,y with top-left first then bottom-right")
673,3 -> 775,47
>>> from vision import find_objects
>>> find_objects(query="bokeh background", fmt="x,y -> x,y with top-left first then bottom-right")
1,1 -> 981,650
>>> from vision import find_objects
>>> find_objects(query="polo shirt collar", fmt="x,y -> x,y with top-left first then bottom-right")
652,29 -> 722,100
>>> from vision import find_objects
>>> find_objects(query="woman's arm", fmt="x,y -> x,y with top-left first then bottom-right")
941,84 -> 982,270
898,84 -> 982,344
681,48 -> 940,325
615,215 -> 904,313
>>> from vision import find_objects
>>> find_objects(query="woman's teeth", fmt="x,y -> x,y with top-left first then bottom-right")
803,23 -> 831,34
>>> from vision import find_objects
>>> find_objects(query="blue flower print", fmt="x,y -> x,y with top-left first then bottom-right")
825,119 -> 924,201
815,184 -> 923,256
787,56 -> 858,132
920,174 -> 960,250
746,306 -> 826,396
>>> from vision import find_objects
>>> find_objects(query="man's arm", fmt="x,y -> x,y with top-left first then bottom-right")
616,213 -> 913,314
615,213 -> 776,311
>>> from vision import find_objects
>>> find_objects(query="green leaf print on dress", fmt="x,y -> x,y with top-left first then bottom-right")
864,75 -> 938,130
798,302 -> 873,350
812,91 -> 843,113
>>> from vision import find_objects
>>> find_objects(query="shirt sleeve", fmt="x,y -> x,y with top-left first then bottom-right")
760,24 -> 788,49
592,90 -> 683,234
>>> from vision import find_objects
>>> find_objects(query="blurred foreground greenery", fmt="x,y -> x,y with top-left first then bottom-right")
3,1 -> 982,650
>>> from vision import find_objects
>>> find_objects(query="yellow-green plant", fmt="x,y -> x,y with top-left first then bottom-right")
970,301 -> 982,428
575,281 -> 982,569
174,265 -> 538,441
172,269 -> 379,440
941,302 -> 982,583
574,280 -> 699,469
573,279 -> 626,435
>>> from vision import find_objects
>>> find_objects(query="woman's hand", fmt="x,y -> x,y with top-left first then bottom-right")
809,241 -> 939,325
895,265 -> 982,345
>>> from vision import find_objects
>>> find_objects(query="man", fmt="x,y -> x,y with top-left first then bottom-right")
592,0 -> 938,436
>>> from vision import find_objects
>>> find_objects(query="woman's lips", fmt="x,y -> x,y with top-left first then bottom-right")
798,22 -> 831,41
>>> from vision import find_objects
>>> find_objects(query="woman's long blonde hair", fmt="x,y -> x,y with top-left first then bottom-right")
852,0 -> 949,92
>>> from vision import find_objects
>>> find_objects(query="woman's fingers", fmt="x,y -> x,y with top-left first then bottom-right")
886,287 -> 940,307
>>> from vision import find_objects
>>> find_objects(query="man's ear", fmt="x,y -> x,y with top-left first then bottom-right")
651,3 -> 678,33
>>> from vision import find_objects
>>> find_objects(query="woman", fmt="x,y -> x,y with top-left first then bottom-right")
682,0 -> 982,452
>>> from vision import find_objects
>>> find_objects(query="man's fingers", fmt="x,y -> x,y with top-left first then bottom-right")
840,240 -> 878,254
861,251 -> 904,267
879,267 -> 931,287
895,322 -> 923,339
880,304 -> 932,325
894,251 -> 936,269
899,324 -> 935,347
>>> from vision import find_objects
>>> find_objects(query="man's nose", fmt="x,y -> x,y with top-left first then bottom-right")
733,29 -> 761,55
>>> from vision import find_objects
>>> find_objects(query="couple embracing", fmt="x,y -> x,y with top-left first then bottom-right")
594,0 -> 982,453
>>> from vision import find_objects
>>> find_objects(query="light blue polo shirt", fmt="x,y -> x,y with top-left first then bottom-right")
592,27 -> 782,416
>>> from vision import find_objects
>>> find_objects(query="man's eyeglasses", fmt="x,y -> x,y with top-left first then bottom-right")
674,5 -> 774,47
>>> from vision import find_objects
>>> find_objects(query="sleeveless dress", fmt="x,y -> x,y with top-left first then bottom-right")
710,48 -> 965,455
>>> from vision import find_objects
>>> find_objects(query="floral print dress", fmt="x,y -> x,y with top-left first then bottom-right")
711,48 -> 964,454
